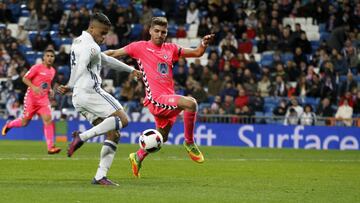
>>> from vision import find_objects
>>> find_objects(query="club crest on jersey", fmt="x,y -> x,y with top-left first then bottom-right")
163,54 -> 168,59
157,62 -> 169,75
41,82 -> 48,89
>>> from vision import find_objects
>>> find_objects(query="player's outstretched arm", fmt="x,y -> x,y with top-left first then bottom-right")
182,34 -> 215,58
103,48 -> 128,58
100,52 -> 142,79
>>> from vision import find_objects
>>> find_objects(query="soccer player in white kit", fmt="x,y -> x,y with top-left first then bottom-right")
57,13 -> 141,186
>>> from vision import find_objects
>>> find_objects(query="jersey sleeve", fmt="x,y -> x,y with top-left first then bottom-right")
24,65 -> 39,80
67,45 -> 93,88
124,41 -> 141,58
170,43 -> 183,62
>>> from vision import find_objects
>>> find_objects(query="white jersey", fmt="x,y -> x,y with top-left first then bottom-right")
68,31 -> 103,93
67,31 -> 135,123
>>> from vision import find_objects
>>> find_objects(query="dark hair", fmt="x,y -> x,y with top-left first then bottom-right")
90,12 -> 111,26
151,17 -> 168,27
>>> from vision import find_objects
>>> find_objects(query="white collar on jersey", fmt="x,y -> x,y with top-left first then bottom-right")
82,31 -> 95,43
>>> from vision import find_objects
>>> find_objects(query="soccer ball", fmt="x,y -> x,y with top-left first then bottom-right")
139,129 -> 164,153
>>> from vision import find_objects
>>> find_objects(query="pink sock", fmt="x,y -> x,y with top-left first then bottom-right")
136,148 -> 149,162
7,118 -> 23,128
184,111 -> 196,144
44,123 -> 54,150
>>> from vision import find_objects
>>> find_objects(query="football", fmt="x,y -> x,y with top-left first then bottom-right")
139,129 -> 164,153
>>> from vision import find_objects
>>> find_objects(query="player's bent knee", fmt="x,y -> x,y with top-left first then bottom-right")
120,116 -> 128,128
187,97 -> 198,112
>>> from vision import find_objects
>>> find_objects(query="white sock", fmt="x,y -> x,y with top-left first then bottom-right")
95,140 -> 117,180
80,116 -> 122,141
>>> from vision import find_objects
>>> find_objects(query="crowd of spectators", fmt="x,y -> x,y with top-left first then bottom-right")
0,0 -> 359,126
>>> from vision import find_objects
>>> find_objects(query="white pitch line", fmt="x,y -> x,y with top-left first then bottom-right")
0,157 -> 359,162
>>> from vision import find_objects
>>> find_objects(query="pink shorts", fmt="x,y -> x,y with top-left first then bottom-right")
23,97 -> 51,119
145,95 -> 182,129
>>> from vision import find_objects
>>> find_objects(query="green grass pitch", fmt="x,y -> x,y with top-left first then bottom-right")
0,141 -> 359,203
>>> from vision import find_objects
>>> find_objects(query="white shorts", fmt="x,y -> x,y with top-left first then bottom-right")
72,87 -> 123,123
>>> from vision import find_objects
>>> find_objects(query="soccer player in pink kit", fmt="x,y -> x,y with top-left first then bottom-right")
106,17 -> 214,177
1,49 -> 61,154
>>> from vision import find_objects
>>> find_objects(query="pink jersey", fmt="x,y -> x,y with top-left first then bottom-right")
24,63 -> 55,101
125,41 -> 183,107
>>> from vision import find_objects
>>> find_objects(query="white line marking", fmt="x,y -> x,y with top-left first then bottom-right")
0,157 -> 359,162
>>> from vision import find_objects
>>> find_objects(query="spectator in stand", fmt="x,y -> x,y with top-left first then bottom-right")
292,23 -> 303,41
335,99 -> 353,126
197,18 -> 210,37
175,25 -> 187,38
273,99 -> 287,117
272,75 -> 287,97
221,94 -> 235,114
174,65 -> 187,88
207,73 -> 222,97
55,45 -> 70,67
327,25 -> 350,52
299,105 -> 317,126
293,47 -> 308,67
339,91 -> 355,108
308,74 -> 321,98
238,32 -> 253,54
220,80 -> 237,99
284,108 -> 299,125
316,97 -> 335,119
256,34 -> 267,53
0,2 -> 13,23
293,31 -> 312,55
10,68 -> 27,103
245,54 -> 260,74
93,0 -> 106,13
244,12 -> 257,28
249,91 -> 264,112
278,27 -> 293,53
342,39 -> 359,71
191,82 -> 208,104
16,25 -> 31,46
104,26 -> 119,49
32,34 -> 47,51
353,91 -> 360,115
24,10 -> 39,31
174,1 -> 187,25
219,33 -> 238,55
234,88 -> 248,109
186,1 -> 199,25
6,95 -> 21,119
114,16 -> 130,47
38,15 -> 51,31
257,75 -> 271,97
287,97 -> 304,116
243,73 -> 257,95
330,48 -> 346,72
295,75 -> 310,97
67,17 -> 83,38
339,72 -> 358,97
234,18 -> 247,40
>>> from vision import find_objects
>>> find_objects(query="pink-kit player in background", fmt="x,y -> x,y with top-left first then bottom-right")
2,49 -> 61,154
105,16 -> 214,177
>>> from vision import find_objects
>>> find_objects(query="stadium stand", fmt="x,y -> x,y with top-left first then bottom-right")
0,0 -> 359,126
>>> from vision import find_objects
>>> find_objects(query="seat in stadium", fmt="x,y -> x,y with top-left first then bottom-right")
320,32 -> 330,41
281,53 -> 293,63
20,9 -> 30,17
130,24 -> 143,40
153,8 -> 166,17
167,24 -> 178,37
